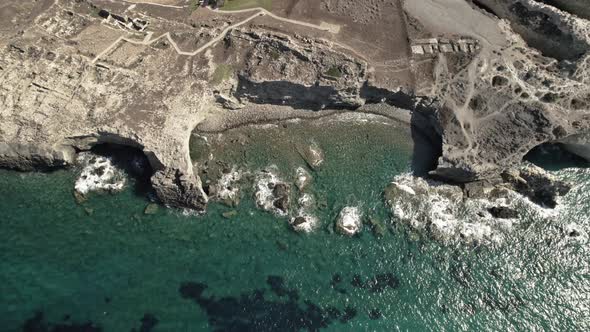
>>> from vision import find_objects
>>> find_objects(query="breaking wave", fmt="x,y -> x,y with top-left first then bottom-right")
384,172 -> 565,245
74,153 -> 126,195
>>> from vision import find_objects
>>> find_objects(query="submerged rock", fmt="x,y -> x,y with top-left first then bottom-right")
296,141 -> 325,170
84,207 -> 94,216
335,207 -> 362,236
222,210 -> 238,219
73,190 -> 87,205
365,215 -> 387,238
144,203 -> 159,215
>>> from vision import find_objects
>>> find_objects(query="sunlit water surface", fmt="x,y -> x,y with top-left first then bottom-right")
1,117 -> 589,331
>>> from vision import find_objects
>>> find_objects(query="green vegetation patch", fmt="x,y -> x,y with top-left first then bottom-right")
325,65 -> 342,78
190,0 -> 200,12
269,49 -> 280,61
220,0 -> 272,11
211,64 -> 233,85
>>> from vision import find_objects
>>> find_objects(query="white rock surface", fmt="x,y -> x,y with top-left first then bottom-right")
295,167 -> 312,190
384,173 -> 557,245
335,206 -> 362,236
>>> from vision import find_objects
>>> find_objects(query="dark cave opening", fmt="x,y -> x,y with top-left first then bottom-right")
410,111 -> 443,177
523,142 -> 589,170
84,143 -> 155,198
470,0 -> 499,18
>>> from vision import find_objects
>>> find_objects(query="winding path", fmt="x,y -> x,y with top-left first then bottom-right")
92,6 -> 335,63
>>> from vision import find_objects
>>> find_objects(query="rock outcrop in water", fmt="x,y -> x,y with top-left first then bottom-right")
385,164 -> 571,244
335,207 -> 363,236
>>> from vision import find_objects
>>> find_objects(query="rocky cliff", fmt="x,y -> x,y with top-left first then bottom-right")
1,0 -> 590,210
411,0 -> 590,182
226,29 -> 368,110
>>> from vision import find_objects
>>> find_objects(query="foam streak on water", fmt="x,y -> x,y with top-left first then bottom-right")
1,118 -> 589,331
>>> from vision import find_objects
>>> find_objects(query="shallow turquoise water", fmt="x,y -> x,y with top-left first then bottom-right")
1,120 -> 589,331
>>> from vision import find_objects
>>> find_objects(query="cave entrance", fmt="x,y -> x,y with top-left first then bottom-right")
84,143 -> 154,197
410,110 -> 443,177
523,142 -> 589,171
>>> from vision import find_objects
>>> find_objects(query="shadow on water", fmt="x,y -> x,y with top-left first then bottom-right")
130,314 -> 159,332
179,281 -> 352,331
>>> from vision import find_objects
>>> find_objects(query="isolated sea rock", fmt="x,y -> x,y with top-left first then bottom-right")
296,141 -> 325,170
254,168 -> 291,216
335,207 -> 362,236
294,167 -> 312,191
289,192 -> 319,233
210,167 -> 243,207
289,214 -> 319,233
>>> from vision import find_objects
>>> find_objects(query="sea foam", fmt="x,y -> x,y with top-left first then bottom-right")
74,153 -> 126,195
384,173 -> 558,245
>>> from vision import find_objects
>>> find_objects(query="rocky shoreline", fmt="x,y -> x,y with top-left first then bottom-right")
0,0 -> 589,217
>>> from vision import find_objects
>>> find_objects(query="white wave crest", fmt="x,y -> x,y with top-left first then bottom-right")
384,173 -> 555,245
74,153 -> 126,195
253,166 -> 288,216
213,167 -> 243,203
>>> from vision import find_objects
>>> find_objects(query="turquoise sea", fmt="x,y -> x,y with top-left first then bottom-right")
1,116 -> 589,331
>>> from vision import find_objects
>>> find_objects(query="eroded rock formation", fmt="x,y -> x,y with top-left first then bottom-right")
221,29 -> 369,110
1,0 -> 590,212
411,0 -> 590,182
